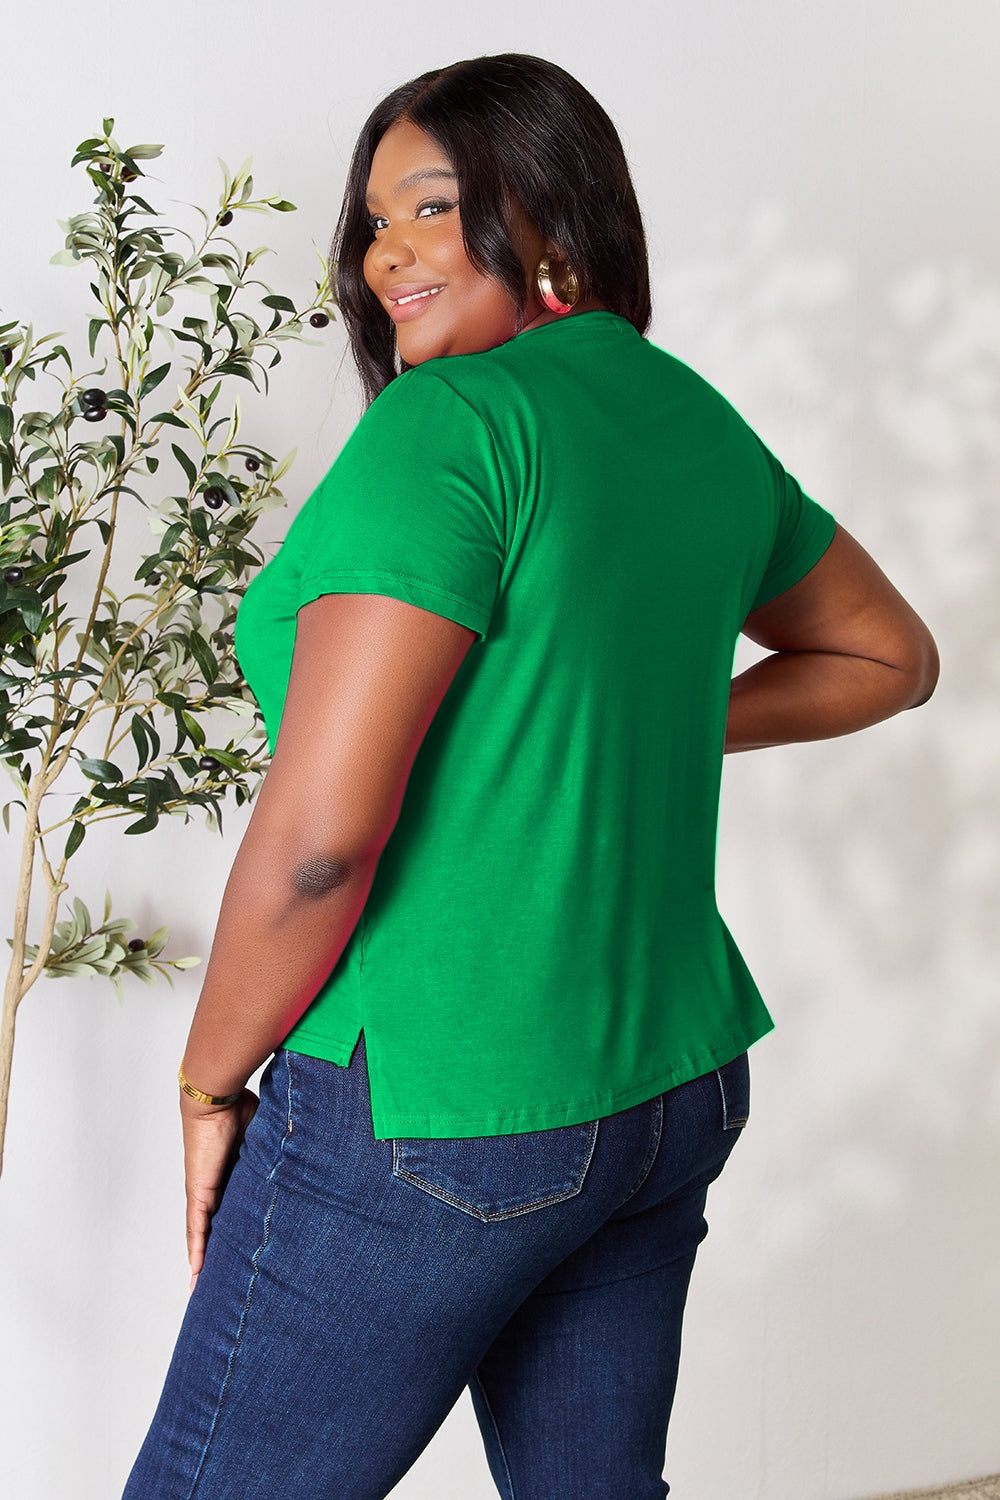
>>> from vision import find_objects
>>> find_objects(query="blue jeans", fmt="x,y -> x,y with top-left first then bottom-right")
123,1033 -> 750,1499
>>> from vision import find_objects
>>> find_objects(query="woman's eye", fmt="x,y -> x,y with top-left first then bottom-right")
366,200 -> 455,234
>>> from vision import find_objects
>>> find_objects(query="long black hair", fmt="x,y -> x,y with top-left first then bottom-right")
331,53 -> 652,408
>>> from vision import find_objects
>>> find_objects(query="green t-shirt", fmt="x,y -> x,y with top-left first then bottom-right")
234,310 -> 836,1139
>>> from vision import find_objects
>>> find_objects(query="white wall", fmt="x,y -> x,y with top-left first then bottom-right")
1,3 -> 997,1496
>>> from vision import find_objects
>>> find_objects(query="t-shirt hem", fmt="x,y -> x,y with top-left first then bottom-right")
296,568 -> 491,640
366,1018 -> 774,1139
283,1029 -> 357,1067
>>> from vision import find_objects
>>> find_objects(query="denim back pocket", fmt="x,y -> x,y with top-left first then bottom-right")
716,1052 -> 751,1130
392,1118 -> 600,1221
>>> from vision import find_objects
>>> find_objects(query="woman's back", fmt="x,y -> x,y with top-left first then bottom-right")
236,310 -> 835,1137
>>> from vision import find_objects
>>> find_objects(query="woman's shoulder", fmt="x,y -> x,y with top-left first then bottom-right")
366,357 -> 511,434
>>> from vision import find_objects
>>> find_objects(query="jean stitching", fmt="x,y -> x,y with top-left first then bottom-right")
392,1119 -> 599,1221
717,1065 -> 749,1130
620,1095 -> 663,1205
187,1054 -> 294,1497
471,1369 -> 517,1500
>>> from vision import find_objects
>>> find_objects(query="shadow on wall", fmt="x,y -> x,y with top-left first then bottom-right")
652,201 -> 1000,1498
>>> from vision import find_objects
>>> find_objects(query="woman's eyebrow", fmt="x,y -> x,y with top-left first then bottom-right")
365,168 -> 458,206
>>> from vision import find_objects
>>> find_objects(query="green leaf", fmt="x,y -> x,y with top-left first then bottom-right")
124,812 -> 159,835
198,746 -> 245,771
201,380 -> 223,418
102,117 -> 115,136
139,712 -> 160,761
130,713 -> 152,771
189,630 -> 217,687
138,362 -> 171,400
36,466 -> 62,502
103,918 -> 136,936
19,593 -> 43,636
171,443 -> 198,488
172,956 -> 202,969
134,554 -> 164,581
157,520 -> 186,559
103,483 -> 145,505
0,405 -> 12,444
260,294 -> 296,313
123,142 -> 163,160
190,506 -> 210,545
2,730 -> 41,757
181,710 -> 206,748
269,200 -> 297,213
2,799 -> 24,832
145,455 -> 159,474
79,757 -> 123,783
215,362 -> 258,386
64,820 -> 86,858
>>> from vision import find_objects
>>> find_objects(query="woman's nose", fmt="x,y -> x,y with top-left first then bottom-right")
370,221 -> 415,273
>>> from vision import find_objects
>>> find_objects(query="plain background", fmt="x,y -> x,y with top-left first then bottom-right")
1,3 -> 997,1497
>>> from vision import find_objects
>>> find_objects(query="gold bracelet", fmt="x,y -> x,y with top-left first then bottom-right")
178,1063 -> 243,1108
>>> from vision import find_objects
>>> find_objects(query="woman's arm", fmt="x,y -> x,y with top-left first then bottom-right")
725,523 -> 939,752
179,592 -> 476,1281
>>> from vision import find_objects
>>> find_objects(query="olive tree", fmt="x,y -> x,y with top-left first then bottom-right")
0,120 -> 337,1173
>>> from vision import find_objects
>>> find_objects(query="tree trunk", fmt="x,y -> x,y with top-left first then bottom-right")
0,776 -> 44,1177
0,970 -> 21,1178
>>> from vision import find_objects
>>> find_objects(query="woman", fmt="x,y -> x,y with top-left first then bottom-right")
123,52 -> 938,1500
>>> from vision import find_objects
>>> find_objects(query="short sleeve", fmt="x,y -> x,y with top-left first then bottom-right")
748,434 -> 837,612
293,369 -> 505,642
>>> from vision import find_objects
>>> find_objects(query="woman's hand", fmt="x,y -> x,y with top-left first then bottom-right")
180,1087 -> 259,1291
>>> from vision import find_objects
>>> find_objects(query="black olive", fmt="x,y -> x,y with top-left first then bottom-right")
219,211 -> 234,226
1,347 -> 12,367
83,407 -> 107,423
81,388 -> 107,408
3,566 -> 25,585
146,572 -> 161,585
198,755 -> 220,772
244,456 -> 261,473
99,163 -> 112,175
122,169 -> 138,183
203,487 -> 226,509
309,312 -> 330,328
127,938 -> 145,952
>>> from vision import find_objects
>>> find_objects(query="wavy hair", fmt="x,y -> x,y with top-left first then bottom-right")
331,53 -> 652,408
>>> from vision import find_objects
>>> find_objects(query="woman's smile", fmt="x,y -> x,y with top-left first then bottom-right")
388,284 -> 446,322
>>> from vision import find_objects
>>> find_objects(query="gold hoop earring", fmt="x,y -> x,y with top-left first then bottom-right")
536,255 -> 580,315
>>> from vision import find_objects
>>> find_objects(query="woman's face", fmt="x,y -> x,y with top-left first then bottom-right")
362,118 -> 562,363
